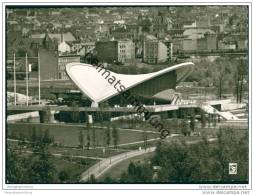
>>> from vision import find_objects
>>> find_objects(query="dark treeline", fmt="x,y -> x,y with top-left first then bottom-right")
103,127 -> 248,183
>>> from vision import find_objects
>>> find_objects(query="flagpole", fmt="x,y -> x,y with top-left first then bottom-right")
26,53 -> 28,106
13,53 -> 16,105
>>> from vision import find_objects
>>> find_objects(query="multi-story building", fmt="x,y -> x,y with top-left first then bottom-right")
30,32 -> 76,45
143,35 -> 159,64
96,39 -> 135,63
96,41 -> 118,63
117,40 -> 135,63
164,40 -> 174,61
110,26 -> 134,40
58,54 -> 80,80
143,35 -> 171,64
152,11 -> 173,38
182,29 -> 216,51
39,49 -> 58,80
58,41 -> 71,54
77,42 -> 96,56
38,34 -> 59,80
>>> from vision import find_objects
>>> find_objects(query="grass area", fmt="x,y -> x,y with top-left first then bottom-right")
99,152 -> 155,181
10,151 -> 97,183
53,156 -> 98,183
197,127 -> 247,138
49,147 -> 125,158
7,123 -> 157,148
96,120 -> 158,132
118,139 -> 159,150
7,138 -> 125,158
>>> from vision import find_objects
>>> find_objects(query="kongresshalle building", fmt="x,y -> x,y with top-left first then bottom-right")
65,62 -> 194,108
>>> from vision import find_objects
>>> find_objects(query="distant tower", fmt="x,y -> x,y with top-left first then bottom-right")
43,32 -> 51,49
60,32 -> 64,43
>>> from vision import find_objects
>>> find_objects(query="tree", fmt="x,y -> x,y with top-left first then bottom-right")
213,60 -> 226,99
172,110 -> 178,118
85,113 -> 91,150
88,174 -> 96,183
17,132 -> 25,153
119,127 -> 248,183
181,117 -> 190,136
235,59 -> 247,103
201,110 -> 206,128
142,130 -> 148,150
208,114 -> 211,128
141,16 -> 152,33
42,129 -> 53,144
79,129 -> 84,149
105,125 -> 111,148
97,111 -> 103,125
86,128 -> 90,150
29,152 -> 56,183
112,125 -> 119,149
58,170 -> 70,183
71,102 -> 80,122
217,71 -> 223,99
214,128 -> 241,181
6,148 -> 30,183
103,176 -> 115,183
121,161 -> 153,183
28,130 -> 57,183
156,141 -> 200,183
190,111 -> 196,132
31,130 -> 37,149
212,114 -> 217,128
92,127 -> 96,148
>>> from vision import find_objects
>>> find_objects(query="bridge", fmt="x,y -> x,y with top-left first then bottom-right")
7,104 -> 185,123
7,104 -> 183,113
7,99 -> 244,123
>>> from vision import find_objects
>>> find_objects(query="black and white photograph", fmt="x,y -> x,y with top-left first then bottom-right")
0,1 -> 253,194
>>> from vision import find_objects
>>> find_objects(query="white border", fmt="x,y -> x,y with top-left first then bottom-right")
1,0 -> 253,193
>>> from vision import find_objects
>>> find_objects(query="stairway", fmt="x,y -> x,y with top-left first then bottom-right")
200,104 -> 239,120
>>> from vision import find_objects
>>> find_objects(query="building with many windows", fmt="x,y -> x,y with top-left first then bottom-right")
143,35 -> 172,64
117,40 -> 135,63
58,55 -> 80,80
96,39 -> 135,64
182,29 -> 216,51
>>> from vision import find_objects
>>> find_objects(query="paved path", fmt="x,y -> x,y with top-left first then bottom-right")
80,137 -> 218,182
80,146 -> 156,182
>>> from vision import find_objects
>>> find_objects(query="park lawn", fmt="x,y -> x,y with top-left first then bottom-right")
7,123 -> 156,147
48,147 -> 126,158
118,139 -> 159,150
52,156 -> 98,183
98,152 -> 155,181
197,127 -> 248,138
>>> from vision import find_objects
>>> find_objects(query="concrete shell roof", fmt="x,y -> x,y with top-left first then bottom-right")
66,62 -> 194,103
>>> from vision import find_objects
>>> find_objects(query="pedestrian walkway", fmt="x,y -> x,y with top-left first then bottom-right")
80,147 -> 156,182
200,104 -> 239,120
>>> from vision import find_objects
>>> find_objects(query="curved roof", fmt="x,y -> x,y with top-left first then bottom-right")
66,62 -> 194,103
